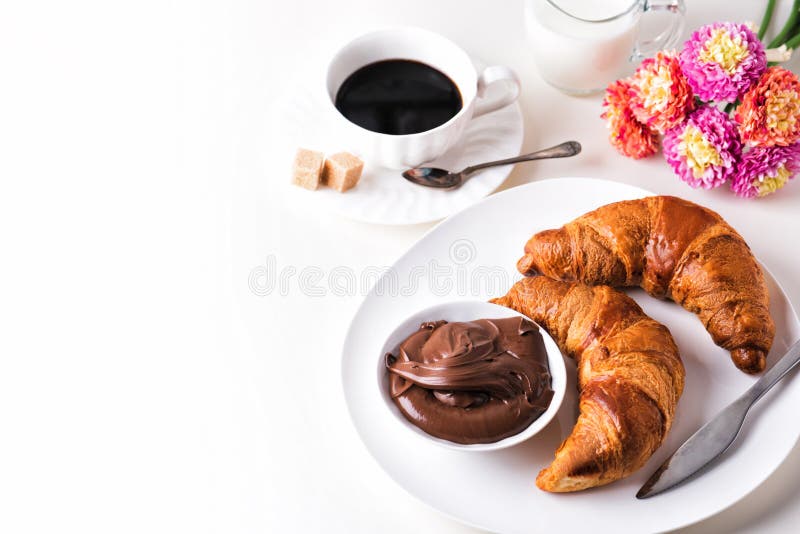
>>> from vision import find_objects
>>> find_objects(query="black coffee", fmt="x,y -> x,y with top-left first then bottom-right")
334,59 -> 463,135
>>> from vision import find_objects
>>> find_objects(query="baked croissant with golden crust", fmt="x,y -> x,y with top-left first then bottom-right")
517,196 -> 774,374
492,276 -> 685,492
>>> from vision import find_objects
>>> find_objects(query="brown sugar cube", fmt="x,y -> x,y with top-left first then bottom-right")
291,148 -> 324,190
322,152 -> 364,192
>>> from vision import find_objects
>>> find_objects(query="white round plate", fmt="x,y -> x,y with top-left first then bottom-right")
272,59 -> 524,225
341,177 -> 800,534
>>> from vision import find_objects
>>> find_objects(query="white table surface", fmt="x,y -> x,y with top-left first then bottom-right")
2,1 -> 800,533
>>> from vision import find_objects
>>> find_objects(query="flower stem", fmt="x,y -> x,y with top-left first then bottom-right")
786,29 -> 800,49
759,0 -> 777,40
768,0 -> 800,48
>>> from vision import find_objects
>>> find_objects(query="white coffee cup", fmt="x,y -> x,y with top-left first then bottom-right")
324,27 -> 520,169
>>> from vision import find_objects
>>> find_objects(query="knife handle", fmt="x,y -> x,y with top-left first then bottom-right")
745,338 -> 800,406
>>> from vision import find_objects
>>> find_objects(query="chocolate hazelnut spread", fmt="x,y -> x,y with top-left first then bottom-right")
386,316 -> 554,444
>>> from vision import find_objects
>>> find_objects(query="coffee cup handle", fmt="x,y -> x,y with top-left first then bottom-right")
473,66 -> 521,118
631,0 -> 686,61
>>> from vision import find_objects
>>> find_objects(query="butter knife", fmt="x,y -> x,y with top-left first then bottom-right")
637,338 -> 800,499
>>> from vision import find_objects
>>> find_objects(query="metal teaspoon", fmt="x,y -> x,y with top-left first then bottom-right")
402,141 -> 582,189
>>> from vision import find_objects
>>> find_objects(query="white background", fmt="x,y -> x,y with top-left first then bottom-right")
2,0 -> 800,533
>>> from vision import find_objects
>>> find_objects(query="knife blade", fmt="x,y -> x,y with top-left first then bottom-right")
637,338 -> 800,499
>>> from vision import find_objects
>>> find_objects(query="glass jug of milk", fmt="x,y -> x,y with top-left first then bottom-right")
524,0 -> 685,95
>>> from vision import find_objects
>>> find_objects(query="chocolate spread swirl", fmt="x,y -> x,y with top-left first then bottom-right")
386,316 -> 554,444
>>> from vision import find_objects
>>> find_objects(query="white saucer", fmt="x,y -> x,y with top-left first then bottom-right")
272,59 -> 524,225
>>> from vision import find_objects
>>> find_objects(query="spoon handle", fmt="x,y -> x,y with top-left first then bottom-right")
461,141 -> 581,176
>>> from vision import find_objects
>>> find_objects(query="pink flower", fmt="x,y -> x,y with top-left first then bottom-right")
731,144 -> 800,198
736,67 -> 800,147
663,106 -> 741,188
602,79 -> 659,159
629,51 -> 695,133
679,22 -> 766,102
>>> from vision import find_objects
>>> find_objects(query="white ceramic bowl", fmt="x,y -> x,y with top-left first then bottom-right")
377,300 -> 567,451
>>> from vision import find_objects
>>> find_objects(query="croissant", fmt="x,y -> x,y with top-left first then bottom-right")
517,196 -> 774,374
492,276 -> 685,492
